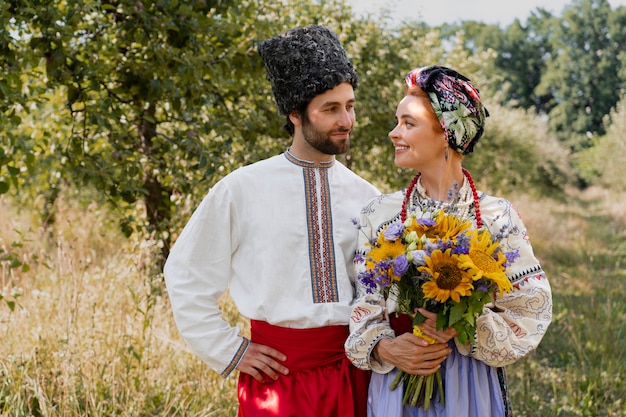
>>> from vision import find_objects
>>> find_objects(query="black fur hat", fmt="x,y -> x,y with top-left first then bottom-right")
258,25 -> 358,115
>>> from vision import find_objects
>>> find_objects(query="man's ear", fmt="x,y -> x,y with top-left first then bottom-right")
289,110 -> 302,127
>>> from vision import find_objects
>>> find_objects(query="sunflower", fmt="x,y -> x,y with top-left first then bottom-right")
418,249 -> 474,303
427,211 -> 473,241
365,228 -> 406,280
457,230 -> 513,295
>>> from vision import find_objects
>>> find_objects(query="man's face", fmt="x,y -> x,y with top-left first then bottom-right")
299,82 -> 356,155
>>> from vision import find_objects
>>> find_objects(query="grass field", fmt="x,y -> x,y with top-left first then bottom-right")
0,186 -> 624,416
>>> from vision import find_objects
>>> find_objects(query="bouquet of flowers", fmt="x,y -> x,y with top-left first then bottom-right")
357,208 -> 517,409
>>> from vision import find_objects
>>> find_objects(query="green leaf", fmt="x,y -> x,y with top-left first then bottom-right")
413,312 -> 427,326
448,299 -> 467,326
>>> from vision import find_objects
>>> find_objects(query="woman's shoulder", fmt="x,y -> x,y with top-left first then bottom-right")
478,192 -> 515,214
478,192 -> 527,231
360,190 -> 404,226
362,190 -> 403,211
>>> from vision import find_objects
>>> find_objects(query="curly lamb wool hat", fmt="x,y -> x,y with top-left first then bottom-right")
258,25 -> 358,115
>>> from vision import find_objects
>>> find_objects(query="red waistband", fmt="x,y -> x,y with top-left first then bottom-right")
250,320 -> 348,371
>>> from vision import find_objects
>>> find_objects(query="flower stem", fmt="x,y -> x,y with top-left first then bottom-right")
409,375 -> 425,406
390,369 -> 404,391
423,374 -> 433,410
436,369 -> 445,406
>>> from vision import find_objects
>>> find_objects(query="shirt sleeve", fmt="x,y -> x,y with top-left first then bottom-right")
345,200 -> 397,374
163,180 -> 249,377
455,200 -> 553,367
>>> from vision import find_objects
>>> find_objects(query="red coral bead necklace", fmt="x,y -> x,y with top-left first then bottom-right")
400,168 -> 483,229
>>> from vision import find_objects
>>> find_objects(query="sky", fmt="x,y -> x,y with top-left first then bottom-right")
346,0 -> 626,27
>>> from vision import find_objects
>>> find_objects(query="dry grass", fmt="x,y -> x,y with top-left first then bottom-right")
505,186 -> 626,417
0,196 -> 239,416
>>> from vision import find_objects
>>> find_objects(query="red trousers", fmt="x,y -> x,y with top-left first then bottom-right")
237,320 -> 369,417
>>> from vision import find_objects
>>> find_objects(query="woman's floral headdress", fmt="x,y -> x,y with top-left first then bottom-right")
405,65 -> 489,155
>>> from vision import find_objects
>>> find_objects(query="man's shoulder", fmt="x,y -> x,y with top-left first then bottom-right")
332,161 -> 379,191
222,154 -> 284,179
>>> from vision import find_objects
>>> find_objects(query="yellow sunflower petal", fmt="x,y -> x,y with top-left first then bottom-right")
418,249 -> 474,303
457,231 -> 513,294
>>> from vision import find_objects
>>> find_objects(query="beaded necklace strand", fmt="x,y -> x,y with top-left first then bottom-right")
400,168 -> 483,228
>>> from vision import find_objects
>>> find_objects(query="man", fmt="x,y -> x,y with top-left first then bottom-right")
163,25 -> 379,416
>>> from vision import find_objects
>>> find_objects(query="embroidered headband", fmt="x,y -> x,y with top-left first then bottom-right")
405,65 -> 489,155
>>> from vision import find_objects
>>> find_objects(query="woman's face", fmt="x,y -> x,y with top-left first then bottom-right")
389,94 -> 446,171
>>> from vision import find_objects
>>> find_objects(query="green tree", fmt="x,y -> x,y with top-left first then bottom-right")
3,0 -> 367,262
608,4 -> 626,91
536,0 -> 623,147
0,6 -> 42,196
36,0 -> 277,259
496,11 -> 555,110
576,94 -> 626,190
2,0 -> 588,268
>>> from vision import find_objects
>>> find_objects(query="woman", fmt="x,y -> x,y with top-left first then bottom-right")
345,65 -> 552,416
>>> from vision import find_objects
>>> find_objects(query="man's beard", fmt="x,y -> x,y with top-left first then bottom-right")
301,116 -> 351,155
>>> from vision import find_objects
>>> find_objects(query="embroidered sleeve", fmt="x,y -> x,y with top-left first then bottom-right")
344,200 -> 397,374
456,200 -> 553,367
345,292 -> 396,373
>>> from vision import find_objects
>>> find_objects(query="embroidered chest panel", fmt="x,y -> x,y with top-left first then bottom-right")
303,166 -> 339,303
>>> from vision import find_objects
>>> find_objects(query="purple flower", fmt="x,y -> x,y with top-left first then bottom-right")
358,270 -> 378,293
378,260 -> 392,270
410,250 -> 427,265
451,245 -> 469,255
504,250 -> 520,267
372,266 -> 393,288
455,232 -> 471,251
475,279 -> 489,293
384,223 -> 404,241
394,254 -> 409,276
417,218 -> 436,227
425,240 -> 443,252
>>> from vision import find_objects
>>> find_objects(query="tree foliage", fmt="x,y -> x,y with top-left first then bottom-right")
535,0 -> 624,146
1,0 -> 624,264
0,6 -> 43,197
496,11 -> 555,110
576,94 -> 626,190
1,0 -> 362,260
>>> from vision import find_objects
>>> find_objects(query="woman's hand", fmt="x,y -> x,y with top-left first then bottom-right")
416,308 -> 458,344
374,334 -> 451,376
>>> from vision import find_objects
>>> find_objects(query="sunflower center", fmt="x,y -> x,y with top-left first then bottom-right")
434,262 -> 463,290
470,249 -> 499,272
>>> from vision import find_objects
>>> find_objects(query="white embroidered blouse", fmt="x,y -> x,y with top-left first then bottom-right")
345,187 -> 553,373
